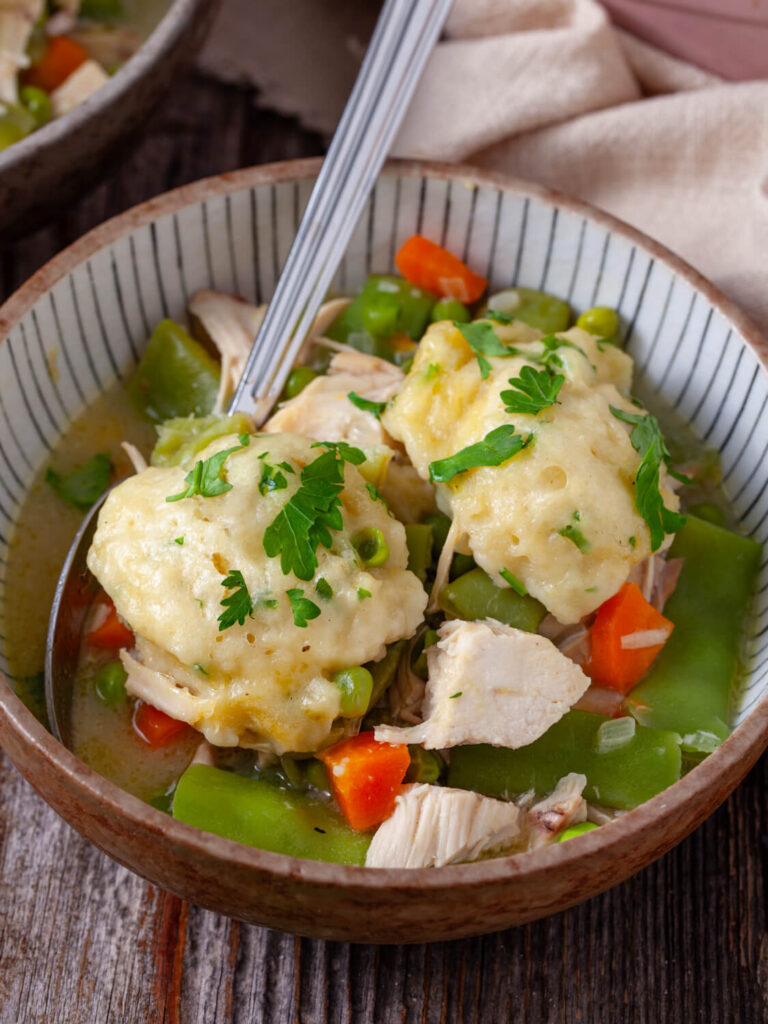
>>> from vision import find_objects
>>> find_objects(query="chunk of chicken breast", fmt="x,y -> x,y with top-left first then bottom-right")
374,618 -> 590,750
265,349 -> 403,448
365,783 -> 521,868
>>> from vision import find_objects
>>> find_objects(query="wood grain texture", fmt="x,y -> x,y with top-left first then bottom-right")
1,72 -> 767,1023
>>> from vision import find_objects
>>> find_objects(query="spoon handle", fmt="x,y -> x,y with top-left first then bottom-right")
228,0 -> 453,424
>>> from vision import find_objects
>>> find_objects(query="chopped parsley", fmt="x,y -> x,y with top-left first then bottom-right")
425,362 -> 442,381
286,588 -> 321,628
558,523 -> 591,553
357,587 -> 372,600
218,569 -> 253,631
501,365 -> 564,416
258,458 -> 294,496
174,537 -> 184,545
610,406 -> 687,550
315,577 -> 333,600
628,535 -> 636,549
429,424 -> 531,484
347,392 -> 387,419
193,663 -> 209,676
539,334 -> 592,370
261,598 -> 279,610
365,482 -> 387,506
45,452 -> 112,511
263,443 -> 364,581
500,568 -> 527,596
454,321 -> 518,379
484,309 -> 514,324
166,437 -> 249,503
449,691 -> 463,699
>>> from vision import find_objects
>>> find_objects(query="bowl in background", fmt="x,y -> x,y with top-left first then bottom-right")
0,0 -> 218,240
0,158 -> 767,943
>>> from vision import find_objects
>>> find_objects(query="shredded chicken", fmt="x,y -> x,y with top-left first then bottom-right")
265,348 -> 403,448
586,803 -> 626,826
121,441 -> 147,474
387,630 -> 427,725
50,58 -> 109,117
525,773 -> 587,849
188,290 -> 267,413
374,618 -> 590,750
0,0 -> 43,104
191,740 -> 216,767
427,518 -> 461,614
365,783 -> 522,868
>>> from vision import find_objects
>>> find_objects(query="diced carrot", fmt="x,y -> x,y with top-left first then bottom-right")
86,600 -> 134,651
590,582 -> 674,694
395,235 -> 488,304
23,36 -> 89,93
318,731 -> 410,831
133,700 -> 192,748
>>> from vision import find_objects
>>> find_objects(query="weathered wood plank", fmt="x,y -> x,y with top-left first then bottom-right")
1,69 -> 767,1024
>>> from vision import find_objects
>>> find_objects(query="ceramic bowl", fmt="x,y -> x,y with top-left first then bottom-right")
0,0 -> 218,240
0,159 -> 767,944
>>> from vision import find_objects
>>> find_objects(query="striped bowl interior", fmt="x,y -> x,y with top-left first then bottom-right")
1,164 -> 766,728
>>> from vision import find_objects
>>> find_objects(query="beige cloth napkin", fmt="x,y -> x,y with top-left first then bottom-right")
199,0 -> 768,335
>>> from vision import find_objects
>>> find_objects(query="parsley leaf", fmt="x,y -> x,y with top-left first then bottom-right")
610,406 -> 686,550
500,568 -> 527,595
315,577 -> 333,600
449,691 -> 463,699
263,444 -> 363,581
539,334 -> 593,371
485,310 -> 514,324
429,424 -> 531,484
45,453 -> 112,511
454,321 -> 519,379
286,588 -> 321,628
357,587 -> 372,600
218,569 -> 253,631
166,438 -> 249,503
558,523 -> 591,553
501,365 -> 564,415
348,392 -> 387,419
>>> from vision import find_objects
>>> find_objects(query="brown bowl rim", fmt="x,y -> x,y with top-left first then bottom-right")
0,0 -> 214,172
1,156 -> 767,892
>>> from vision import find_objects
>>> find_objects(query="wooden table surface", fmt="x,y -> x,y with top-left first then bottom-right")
1,72 -> 767,1024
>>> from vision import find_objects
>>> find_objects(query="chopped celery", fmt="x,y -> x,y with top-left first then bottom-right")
326,275 -> 437,359
151,413 -> 253,467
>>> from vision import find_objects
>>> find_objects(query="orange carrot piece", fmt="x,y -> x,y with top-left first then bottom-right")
133,701 -> 192,748
395,235 -> 488,304
86,601 -> 134,651
23,36 -> 89,93
590,582 -> 674,694
318,731 -> 410,831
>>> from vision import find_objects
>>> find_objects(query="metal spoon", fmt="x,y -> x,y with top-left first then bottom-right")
45,0 -> 453,746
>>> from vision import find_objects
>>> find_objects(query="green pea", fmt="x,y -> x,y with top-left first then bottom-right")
95,661 -> 127,708
333,666 -> 374,717
406,746 -> 444,784
509,288 -> 570,333
282,366 -> 318,400
687,501 -> 725,526
353,527 -> 390,567
20,86 -> 52,128
304,758 -> 331,794
576,306 -> 619,340
431,299 -> 471,324
557,821 -> 599,843
361,292 -> 400,339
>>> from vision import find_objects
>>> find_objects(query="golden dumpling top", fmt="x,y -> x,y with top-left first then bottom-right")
382,320 -> 679,623
87,433 -> 427,753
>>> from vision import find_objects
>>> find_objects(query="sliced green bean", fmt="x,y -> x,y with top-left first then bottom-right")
439,567 -> 545,632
